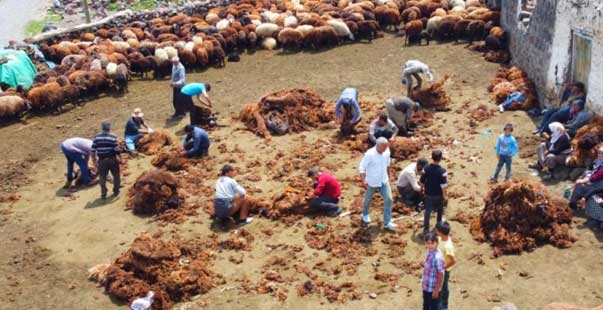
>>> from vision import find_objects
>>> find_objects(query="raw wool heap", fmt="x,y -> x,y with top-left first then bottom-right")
127,169 -> 184,217
239,88 -> 334,139
488,66 -> 539,110
568,116 -> 603,167
409,75 -> 451,111
470,181 -> 576,256
100,233 -> 221,310
468,104 -> 496,126
136,130 -> 175,155
483,50 -> 511,64
342,133 -> 423,160
151,148 -> 191,172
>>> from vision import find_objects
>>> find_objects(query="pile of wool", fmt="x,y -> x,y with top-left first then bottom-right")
151,149 -> 191,172
488,66 -> 539,110
218,228 -> 255,251
468,104 -> 496,125
136,130 -> 175,155
127,169 -> 184,217
484,50 -> 511,64
389,137 -> 424,160
568,117 -> 603,167
98,233 -> 221,310
409,76 -> 451,111
239,88 -> 334,139
260,187 -> 310,222
470,181 -> 576,256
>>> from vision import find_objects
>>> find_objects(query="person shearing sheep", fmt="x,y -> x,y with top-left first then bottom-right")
402,60 -> 434,95
335,87 -> 362,136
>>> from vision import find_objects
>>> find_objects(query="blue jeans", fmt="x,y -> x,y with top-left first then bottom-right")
492,155 -> 512,180
440,270 -> 450,310
362,182 -> 393,226
424,195 -> 444,233
537,107 -> 559,132
540,106 -> 570,133
61,145 -> 90,184
125,134 -> 142,152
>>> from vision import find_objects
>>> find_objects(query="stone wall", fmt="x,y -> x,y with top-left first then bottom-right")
502,0 -> 603,114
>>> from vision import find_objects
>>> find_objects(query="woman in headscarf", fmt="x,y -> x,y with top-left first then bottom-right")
530,122 -> 572,179
569,147 -> 603,211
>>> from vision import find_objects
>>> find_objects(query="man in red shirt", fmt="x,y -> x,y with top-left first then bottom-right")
308,167 -> 343,217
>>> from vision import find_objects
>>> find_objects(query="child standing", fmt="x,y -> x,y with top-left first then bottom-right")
490,123 -> 519,182
421,232 -> 445,310
436,221 -> 456,310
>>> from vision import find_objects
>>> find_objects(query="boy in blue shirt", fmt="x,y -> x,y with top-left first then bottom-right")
490,123 -> 519,182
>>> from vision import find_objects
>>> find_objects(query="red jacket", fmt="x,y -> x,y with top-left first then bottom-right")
314,172 -> 341,199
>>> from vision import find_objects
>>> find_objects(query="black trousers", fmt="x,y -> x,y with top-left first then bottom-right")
309,196 -> 340,215
172,86 -> 192,116
98,156 -> 120,197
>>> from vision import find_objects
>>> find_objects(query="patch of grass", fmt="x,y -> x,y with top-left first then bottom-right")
24,11 -> 63,37
131,0 -> 159,11
107,2 -> 120,11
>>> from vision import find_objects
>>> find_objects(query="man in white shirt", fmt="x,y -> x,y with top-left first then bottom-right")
401,60 -> 434,95
397,158 -> 428,209
369,114 -> 399,145
358,137 -> 395,230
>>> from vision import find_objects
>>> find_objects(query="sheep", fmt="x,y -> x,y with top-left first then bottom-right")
106,62 -> 118,77
466,0 -> 482,8
164,46 -> 178,60
61,54 -> 86,67
297,25 -> 315,37
206,12 -> 220,25
27,82 -> 64,112
81,32 -> 96,42
403,19 -> 424,45
195,47 -> 210,67
155,48 -> 169,62
449,0 -> 465,9
436,15 -> 462,41
431,8 -> 447,17
262,37 -> 278,50
374,5 -> 401,31
327,19 -> 354,40
304,26 -> 340,50
217,19 -> 231,31
122,29 -> 137,40
284,15 -> 298,28
277,28 -> 304,50
158,33 -> 180,43
426,16 -> 443,38
356,20 -> 380,42
485,26 -> 506,50
178,49 -> 197,70
255,23 -> 280,38
192,35 -> 204,45
465,19 -> 486,43
453,19 -> 472,42
113,63 -> 130,93
70,70 -> 109,98
90,59 -> 102,71
300,17 -> 328,27
212,45 -> 226,67
247,31 -> 258,50
0,96 -> 29,119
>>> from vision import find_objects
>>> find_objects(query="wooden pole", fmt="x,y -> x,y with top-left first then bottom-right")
82,0 -> 91,23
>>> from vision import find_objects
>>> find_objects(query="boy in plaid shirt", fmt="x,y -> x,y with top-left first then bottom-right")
421,231 -> 445,310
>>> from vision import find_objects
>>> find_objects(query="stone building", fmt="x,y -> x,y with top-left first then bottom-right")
500,0 -> 603,113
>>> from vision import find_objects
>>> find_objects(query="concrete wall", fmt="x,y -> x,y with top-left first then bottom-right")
502,0 -> 603,114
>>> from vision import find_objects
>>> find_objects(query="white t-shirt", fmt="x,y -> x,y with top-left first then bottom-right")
358,146 -> 391,187
215,176 -> 246,200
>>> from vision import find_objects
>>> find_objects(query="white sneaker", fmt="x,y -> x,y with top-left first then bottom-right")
498,104 -> 504,112
384,222 -> 398,230
362,214 -> 371,224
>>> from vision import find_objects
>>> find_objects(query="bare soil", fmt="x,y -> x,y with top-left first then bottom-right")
1,36 -> 603,310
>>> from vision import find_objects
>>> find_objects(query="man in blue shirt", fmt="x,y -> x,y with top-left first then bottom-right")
92,121 -> 121,199
180,125 -> 210,158
420,150 -> 448,235
182,82 -> 215,126
124,108 -> 151,153
335,88 -> 362,136
171,57 -> 189,118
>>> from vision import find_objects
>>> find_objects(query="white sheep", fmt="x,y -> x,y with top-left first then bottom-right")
256,23 -> 279,38
206,12 -> 220,25
192,36 -> 203,45
297,25 -> 314,37
261,11 -> 280,23
126,38 -> 139,48
164,46 -> 178,59
184,42 -> 195,52
466,0 -> 482,7
284,15 -> 298,28
216,18 -> 231,31
426,16 -> 443,37
449,0 -> 465,9
174,41 -> 187,50
90,59 -> 102,71
252,19 -> 262,27
326,19 -> 354,40
106,62 -> 118,77
262,37 -> 277,50
155,48 -> 169,62
122,29 -> 137,40
110,40 -> 131,50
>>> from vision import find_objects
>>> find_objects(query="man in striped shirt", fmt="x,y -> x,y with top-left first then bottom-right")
92,121 -> 121,199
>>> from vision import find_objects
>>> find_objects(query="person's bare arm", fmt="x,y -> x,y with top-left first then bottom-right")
432,271 -> 444,299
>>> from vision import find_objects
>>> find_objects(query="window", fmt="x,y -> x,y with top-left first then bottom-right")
519,0 -> 537,27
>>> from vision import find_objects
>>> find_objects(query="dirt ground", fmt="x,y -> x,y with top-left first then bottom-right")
1,35 -> 603,310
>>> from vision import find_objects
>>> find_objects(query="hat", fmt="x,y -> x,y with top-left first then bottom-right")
132,108 -> 144,118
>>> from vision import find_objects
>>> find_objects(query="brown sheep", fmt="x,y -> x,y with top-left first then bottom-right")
453,19 -> 471,42
248,31 -> 258,50
81,32 -> 96,41
0,96 -> 29,119
277,28 -> 304,50
27,82 -> 64,112
466,20 -> 486,43
113,64 -> 130,93
403,20 -> 424,45
157,33 -> 180,43
305,26 -> 340,50
195,47 -> 210,68
212,45 -> 226,68
401,7 -> 422,23
178,49 -> 197,70
375,6 -> 401,31
300,17 -> 328,27
356,20 -> 380,42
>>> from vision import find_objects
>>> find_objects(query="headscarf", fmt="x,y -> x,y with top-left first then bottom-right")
548,122 -> 566,146
594,147 -> 603,171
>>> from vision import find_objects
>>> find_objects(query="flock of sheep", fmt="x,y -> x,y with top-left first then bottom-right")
0,0 -> 504,121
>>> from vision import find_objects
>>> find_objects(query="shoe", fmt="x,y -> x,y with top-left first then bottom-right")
101,195 -> 107,200
328,208 -> 343,217
113,191 -> 120,197
541,173 -> 553,181
63,180 -> 73,189
528,162 -> 541,169
489,177 -> 497,183
237,217 -> 254,225
384,222 -> 398,231
498,104 -> 504,112
532,129 -> 540,134
361,214 -> 371,224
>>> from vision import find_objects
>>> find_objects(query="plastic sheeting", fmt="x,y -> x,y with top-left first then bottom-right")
0,49 -> 37,89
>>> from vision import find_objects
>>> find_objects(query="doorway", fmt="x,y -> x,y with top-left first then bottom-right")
571,31 -> 592,89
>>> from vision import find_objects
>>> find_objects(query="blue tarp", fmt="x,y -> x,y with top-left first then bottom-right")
0,49 -> 37,89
